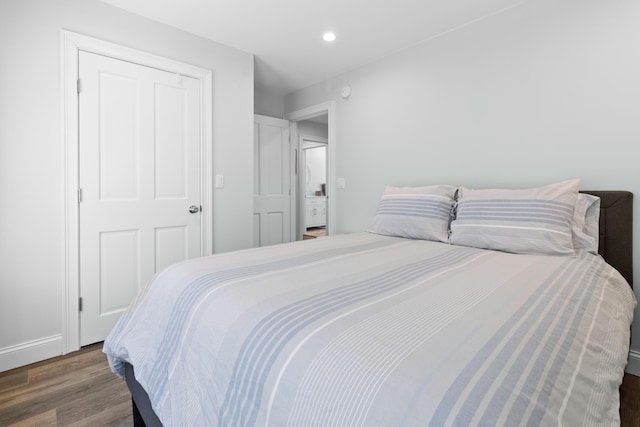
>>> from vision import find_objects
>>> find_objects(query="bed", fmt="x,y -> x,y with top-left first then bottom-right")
104,185 -> 635,427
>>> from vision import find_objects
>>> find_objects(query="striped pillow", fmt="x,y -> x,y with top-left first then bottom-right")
450,179 -> 580,255
368,185 -> 456,242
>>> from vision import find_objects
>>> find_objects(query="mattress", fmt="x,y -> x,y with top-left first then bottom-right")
103,232 -> 636,426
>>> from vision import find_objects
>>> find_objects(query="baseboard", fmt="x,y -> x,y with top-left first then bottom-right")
0,335 -> 63,373
626,349 -> 640,376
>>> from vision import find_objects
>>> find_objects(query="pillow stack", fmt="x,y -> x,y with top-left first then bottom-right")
369,179 -> 600,256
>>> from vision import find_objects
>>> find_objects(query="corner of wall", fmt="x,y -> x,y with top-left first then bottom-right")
254,89 -> 285,118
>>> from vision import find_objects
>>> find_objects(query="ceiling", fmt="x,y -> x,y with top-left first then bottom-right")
99,0 -> 524,96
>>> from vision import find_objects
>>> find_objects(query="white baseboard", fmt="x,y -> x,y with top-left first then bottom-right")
0,335 -> 63,373
626,349 -> 640,376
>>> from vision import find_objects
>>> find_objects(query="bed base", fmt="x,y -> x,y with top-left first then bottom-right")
125,363 -> 162,427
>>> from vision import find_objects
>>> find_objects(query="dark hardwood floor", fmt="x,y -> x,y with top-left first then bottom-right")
0,343 -> 131,426
1,343 -> 639,426
621,370 -> 640,427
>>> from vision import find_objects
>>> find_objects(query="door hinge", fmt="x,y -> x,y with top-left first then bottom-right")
78,188 -> 83,203
79,297 -> 83,312
77,78 -> 82,94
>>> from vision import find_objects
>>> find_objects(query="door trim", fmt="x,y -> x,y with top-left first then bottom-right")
60,30 -> 213,353
285,102 -> 336,237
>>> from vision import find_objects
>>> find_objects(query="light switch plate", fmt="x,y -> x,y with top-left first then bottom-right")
215,174 -> 224,188
336,178 -> 345,189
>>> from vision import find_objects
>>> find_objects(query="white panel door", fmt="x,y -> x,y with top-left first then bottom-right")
79,51 -> 202,345
253,115 -> 291,247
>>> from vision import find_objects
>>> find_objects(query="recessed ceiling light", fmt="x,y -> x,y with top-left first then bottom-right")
323,32 -> 336,42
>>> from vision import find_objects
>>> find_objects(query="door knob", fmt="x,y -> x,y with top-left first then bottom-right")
189,205 -> 200,214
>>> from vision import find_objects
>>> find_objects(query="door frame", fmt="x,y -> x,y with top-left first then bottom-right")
285,102 -> 336,240
60,30 -> 213,353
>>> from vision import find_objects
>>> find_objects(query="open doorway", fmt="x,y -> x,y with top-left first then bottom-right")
300,132 -> 328,240
285,102 -> 336,241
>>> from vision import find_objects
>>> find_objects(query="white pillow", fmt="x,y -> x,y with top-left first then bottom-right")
450,179 -> 580,256
572,193 -> 600,254
368,185 -> 456,242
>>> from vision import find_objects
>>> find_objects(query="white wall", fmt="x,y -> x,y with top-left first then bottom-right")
298,120 -> 329,141
0,0 -> 254,370
255,89 -> 285,118
285,0 -> 640,360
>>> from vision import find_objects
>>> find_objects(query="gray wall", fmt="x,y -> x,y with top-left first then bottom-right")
255,89 -> 285,118
0,0 -> 254,369
298,120 -> 329,141
285,0 -> 640,357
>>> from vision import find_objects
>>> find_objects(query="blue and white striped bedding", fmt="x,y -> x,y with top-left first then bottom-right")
103,232 -> 635,426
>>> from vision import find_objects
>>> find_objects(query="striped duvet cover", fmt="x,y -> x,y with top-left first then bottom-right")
104,232 -> 636,426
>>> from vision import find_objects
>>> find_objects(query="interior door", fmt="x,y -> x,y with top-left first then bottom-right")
78,51 -> 202,345
253,115 -> 291,247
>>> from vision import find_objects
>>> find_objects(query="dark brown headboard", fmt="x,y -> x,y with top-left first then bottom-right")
581,191 -> 633,287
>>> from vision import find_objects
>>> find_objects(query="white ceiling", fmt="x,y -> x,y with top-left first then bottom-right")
99,0 -> 524,96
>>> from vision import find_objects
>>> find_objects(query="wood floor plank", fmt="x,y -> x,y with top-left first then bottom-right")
0,370 -> 28,395
620,372 -> 640,427
0,368 -> 122,425
7,408 -> 57,427
0,363 -> 112,409
0,346 -> 107,408
55,372 -> 130,425
27,347 -> 106,383
0,344 -> 130,426
66,400 -> 132,427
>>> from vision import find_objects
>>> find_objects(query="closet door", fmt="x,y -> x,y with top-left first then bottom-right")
78,51 -> 202,345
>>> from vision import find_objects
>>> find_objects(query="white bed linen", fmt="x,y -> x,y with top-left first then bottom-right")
104,232 -> 635,426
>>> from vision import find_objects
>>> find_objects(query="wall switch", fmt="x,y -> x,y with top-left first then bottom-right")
215,174 -> 224,188
336,178 -> 346,189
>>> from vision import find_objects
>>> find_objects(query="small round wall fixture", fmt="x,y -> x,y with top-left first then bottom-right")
341,85 -> 351,99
